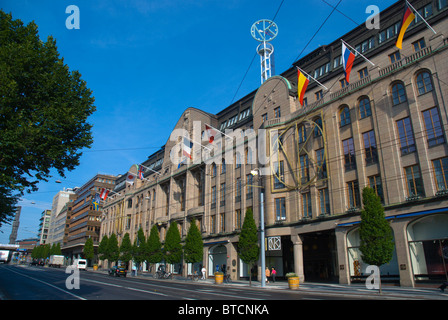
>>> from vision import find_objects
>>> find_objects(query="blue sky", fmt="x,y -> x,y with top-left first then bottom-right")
0,0 -> 398,243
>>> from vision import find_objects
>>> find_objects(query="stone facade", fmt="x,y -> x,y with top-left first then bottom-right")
100,0 -> 448,286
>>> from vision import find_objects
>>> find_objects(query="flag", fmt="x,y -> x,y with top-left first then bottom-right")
126,172 -> 136,185
396,2 -> 416,50
138,165 -> 145,180
92,193 -> 100,211
205,124 -> 217,144
99,188 -> 109,200
342,42 -> 356,83
297,69 -> 310,106
182,137 -> 193,160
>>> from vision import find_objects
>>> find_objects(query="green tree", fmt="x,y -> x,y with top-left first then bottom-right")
0,11 -> 96,227
133,228 -> 147,275
120,233 -> 133,267
146,225 -> 163,271
359,187 -> 394,293
83,238 -> 95,265
164,221 -> 182,267
98,235 -> 109,265
107,233 -> 120,265
184,219 -> 203,268
238,208 -> 259,287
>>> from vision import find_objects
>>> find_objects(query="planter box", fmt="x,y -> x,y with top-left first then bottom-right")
214,273 -> 224,284
288,277 -> 300,290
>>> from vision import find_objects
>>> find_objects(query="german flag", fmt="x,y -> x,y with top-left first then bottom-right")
297,69 -> 309,107
396,2 -> 416,49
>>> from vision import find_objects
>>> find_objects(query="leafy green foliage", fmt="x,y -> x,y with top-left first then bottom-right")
146,225 -> 163,264
359,187 -> 394,267
164,221 -> 182,264
83,237 -> 94,261
132,228 -> 147,267
107,233 -> 119,263
119,233 -> 133,263
184,219 -> 203,264
238,208 -> 259,285
0,11 -> 96,226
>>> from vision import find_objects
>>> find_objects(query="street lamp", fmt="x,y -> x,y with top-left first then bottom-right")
250,168 -> 266,288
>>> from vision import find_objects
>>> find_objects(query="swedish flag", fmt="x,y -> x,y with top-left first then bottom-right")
92,193 -> 101,211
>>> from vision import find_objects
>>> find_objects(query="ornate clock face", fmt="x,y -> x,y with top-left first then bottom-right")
251,19 -> 278,42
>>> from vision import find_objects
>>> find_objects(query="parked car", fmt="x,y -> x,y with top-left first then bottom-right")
108,265 -> 127,277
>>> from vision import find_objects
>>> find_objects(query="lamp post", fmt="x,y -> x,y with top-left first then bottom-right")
250,169 -> 265,288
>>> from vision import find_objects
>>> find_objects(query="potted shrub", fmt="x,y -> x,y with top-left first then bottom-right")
214,272 -> 224,284
286,272 -> 300,290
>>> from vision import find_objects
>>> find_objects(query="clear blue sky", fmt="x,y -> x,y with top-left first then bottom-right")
0,0 -> 398,243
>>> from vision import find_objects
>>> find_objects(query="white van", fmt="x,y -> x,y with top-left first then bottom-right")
74,259 -> 87,270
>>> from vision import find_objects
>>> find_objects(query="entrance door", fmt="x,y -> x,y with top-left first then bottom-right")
302,231 -> 337,282
208,244 -> 227,276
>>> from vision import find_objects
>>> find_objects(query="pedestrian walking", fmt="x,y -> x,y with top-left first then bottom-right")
271,267 -> 276,283
201,266 -> 206,280
265,267 -> 270,284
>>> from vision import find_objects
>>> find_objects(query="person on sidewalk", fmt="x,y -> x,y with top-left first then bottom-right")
271,267 -> 276,283
265,267 -> 270,284
201,266 -> 206,280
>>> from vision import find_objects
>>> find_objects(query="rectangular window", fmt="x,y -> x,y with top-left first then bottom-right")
343,138 -> 356,171
363,130 -> 378,165
302,192 -> 312,218
236,178 -> 241,202
262,113 -> 268,122
275,198 -> 286,221
235,209 -> 242,230
359,67 -> 369,79
396,117 -> 416,155
413,38 -> 426,52
219,213 -> 225,233
389,51 -> 401,64
432,157 -> 448,191
404,165 -> 425,197
319,188 -> 330,215
347,180 -> 361,208
422,107 -> 445,147
315,90 -> 323,101
300,154 -> 310,183
211,215 -> 216,234
274,160 -> 285,189
369,175 -> 384,203
274,107 -> 281,118
211,186 -> 216,205
220,183 -> 226,207
316,148 -> 327,180
246,174 -> 253,199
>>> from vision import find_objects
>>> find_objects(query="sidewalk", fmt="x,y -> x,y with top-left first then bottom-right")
122,270 -> 448,300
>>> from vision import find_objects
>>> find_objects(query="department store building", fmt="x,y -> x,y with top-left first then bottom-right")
101,0 -> 448,287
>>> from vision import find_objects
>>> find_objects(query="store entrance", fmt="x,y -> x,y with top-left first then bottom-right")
302,230 -> 337,282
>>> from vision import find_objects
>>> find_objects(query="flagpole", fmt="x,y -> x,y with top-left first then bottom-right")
185,136 -> 212,152
341,39 -> 375,67
406,0 -> 437,34
205,123 -> 234,140
296,66 -> 329,91
138,164 -> 162,176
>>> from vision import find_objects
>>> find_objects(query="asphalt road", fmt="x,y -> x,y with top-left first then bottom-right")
0,264 -> 354,302
1,264 -> 446,304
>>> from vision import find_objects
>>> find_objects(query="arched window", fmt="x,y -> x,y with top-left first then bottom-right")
416,71 -> 433,95
359,97 -> 372,119
340,106 -> 351,127
391,81 -> 407,105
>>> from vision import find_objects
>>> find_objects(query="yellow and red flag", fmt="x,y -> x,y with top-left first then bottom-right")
396,2 -> 416,49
